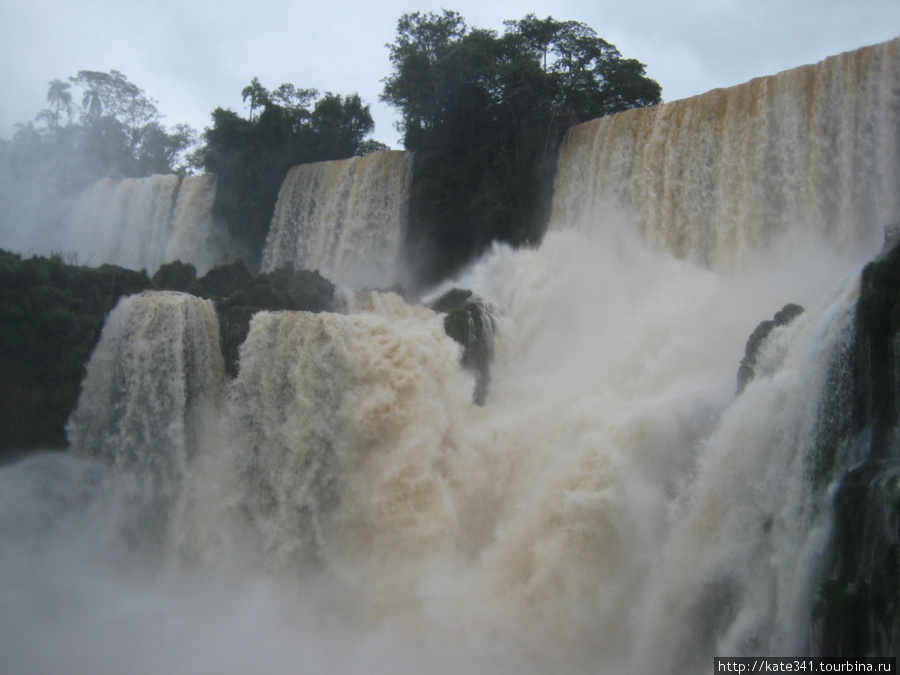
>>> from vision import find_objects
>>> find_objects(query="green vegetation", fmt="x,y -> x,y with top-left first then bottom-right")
2,70 -> 195,190
382,11 -> 661,283
2,12 -> 662,284
0,249 -> 153,454
0,10 -> 665,451
0,71 -> 199,255
1,71 -> 387,272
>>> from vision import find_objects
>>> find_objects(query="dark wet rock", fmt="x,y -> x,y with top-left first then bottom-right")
431,288 -> 494,405
736,303 -> 805,393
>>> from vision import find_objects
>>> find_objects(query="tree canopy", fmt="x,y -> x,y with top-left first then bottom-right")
21,70 -> 194,181
196,80 -> 387,262
381,11 -> 661,283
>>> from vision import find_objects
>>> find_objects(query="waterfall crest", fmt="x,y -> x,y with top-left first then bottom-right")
552,38 -> 900,271
67,174 -> 228,273
262,150 -> 410,288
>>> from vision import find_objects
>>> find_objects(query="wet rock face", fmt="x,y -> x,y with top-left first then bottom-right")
812,244 -> 900,658
737,303 -> 805,394
430,288 -> 494,405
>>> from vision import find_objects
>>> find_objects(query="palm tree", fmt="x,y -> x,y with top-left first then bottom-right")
241,77 -> 269,122
13,121 -> 40,144
45,79 -> 72,130
82,88 -> 103,119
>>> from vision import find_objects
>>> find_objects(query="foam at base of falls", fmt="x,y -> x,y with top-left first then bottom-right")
0,224 -> 878,674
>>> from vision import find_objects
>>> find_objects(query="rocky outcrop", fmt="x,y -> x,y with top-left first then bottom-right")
812,243 -> 900,657
192,262 -> 338,378
737,303 -> 805,394
430,288 -> 494,405
0,252 -> 342,456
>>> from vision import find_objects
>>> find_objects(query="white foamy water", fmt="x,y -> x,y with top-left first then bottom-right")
1,39 -> 898,674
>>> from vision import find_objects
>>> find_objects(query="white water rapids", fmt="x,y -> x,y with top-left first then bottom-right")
0,38 -> 898,674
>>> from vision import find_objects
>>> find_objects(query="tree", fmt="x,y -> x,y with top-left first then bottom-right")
241,77 -> 269,122
304,93 -> 376,160
197,80 -> 384,264
1,68 -> 199,235
43,79 -> 73,131
58,70 -> 196,178
381,11 -> 662,283
81,87 -> 103,119
270,83 -> 317,124
381,9 -> 469,146
134,122 -> 197,176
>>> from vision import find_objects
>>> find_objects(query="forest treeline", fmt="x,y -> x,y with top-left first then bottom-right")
382,11 -> 660,282
0,10 -> 660,282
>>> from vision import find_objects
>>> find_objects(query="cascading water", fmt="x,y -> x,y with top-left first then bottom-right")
66,173 -> 229,273
1,39 -> 898,674
262,150 -> 410,288
226,297 -> 472,576
65,291 -> 226,552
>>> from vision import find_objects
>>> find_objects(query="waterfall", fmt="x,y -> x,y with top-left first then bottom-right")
262,150 -> 410,288
552,37 -> 900,271
1,40 -> 899,674
168,174 -> 224,272
226,297 -> 471,573
66,173 -> 229,273
66,291 -> 226,551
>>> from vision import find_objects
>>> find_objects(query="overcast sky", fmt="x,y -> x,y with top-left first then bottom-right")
1,0 -> 898,148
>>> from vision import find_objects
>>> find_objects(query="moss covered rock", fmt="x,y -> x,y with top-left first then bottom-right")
188,259 -> 253,300
431,288 -> 494,405
812,242 -> 900,656
209,263 -> 338,377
